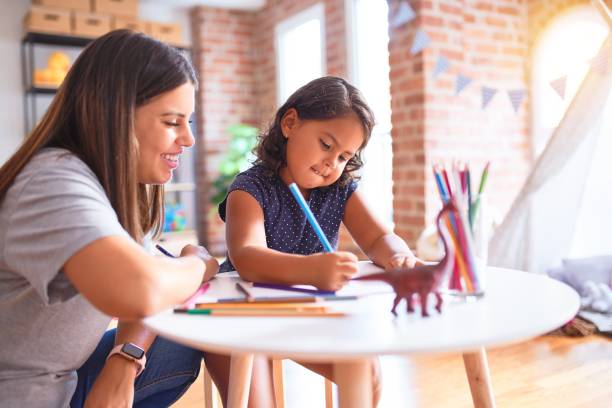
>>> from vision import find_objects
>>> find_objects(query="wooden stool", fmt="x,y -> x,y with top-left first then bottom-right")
272,359 -> 334,408
203,359 -> 335,408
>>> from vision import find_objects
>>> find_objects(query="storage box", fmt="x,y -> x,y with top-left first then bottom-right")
32,0 -> 91,12
93,0 -> 138,17
149,22 -> 183,46
73,11 -> 112,38
112,16 -> 146,33
24,6 -> 71,35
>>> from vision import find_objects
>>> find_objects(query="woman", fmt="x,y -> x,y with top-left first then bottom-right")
0,30 -> 265,407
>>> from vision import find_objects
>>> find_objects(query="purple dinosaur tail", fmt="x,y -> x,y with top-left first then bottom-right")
354,271 -> 395,284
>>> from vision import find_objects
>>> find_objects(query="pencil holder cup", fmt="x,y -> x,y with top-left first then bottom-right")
471,193 -> 489,295
442,195 -> 487,298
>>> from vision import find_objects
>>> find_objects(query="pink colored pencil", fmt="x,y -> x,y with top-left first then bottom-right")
182,282 -> 211,309
451,206 -> 480,292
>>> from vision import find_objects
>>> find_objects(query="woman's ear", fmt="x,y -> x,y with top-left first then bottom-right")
280,108 -> 299,138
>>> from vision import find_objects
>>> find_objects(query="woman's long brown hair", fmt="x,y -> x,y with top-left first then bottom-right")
0,30 -> 197,242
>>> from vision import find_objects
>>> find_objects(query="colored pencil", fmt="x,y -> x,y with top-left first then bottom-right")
477,162 -> 490,194
288,182 -> 334,252
469,162 -> 490,228
215,295 -> 357,303
235,282 -> 255,302
182,283 -> 211,309
441,167 -> 453,198
155,244 -> 176,258
433,165 -> 449,203
444,215 -> 473,292
174,308 -> 346,317
192,302 -> 327,310
253,282 -> 335,296
467,166 -> 473,229
451,205 -> 479,292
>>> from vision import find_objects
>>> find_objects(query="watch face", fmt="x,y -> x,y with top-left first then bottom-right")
121,343 -> 145,360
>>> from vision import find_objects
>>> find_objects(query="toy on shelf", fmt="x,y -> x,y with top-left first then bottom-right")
33,51 -> 71,88
163,203 -> 187,233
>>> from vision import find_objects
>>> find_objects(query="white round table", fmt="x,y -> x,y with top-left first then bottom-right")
144,266 -> 579,408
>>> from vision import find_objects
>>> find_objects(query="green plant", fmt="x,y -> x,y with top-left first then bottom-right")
210,123 -> 258,207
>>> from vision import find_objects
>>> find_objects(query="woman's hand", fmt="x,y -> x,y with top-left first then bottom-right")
180,244 -> 219,282
308,251 -> 359,291
83,356 -> 137,408
384,252 -> 424,270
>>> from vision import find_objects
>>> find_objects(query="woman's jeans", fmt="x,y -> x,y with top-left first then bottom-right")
70,329 -> 204,407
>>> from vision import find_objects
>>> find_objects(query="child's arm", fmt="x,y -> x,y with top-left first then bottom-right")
225,190 -> 358,291
343,190 -> 420,269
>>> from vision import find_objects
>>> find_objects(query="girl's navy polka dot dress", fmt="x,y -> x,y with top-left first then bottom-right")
218,165 -> 357,272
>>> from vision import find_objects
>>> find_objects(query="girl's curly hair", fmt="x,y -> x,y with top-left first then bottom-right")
254,76 -> 375,185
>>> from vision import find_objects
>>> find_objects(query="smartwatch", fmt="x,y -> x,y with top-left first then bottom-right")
107,343 -> 147,376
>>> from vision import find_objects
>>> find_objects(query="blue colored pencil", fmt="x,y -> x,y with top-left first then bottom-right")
433,166 -> 449,203
288,183 -> 334,252
156,244 -> 176,258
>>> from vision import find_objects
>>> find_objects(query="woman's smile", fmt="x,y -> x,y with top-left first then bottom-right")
162,153 -> 180,169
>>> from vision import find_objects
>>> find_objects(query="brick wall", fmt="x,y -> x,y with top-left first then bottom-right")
192,0 -> 349,255
252,0 -> 349,130
388,0 -> 532,246
191,0 -> 603,254
190,7 -> 258,253
387,0 -> 428,246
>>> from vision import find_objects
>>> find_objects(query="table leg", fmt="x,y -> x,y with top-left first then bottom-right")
272,359 -> 285,408
334,359 -> 372,408
227,353 -> 254,408
203,363 -> 214,408
462,347 -> 496,408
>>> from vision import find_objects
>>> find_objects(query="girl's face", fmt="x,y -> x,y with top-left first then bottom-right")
134,82 -> 195,184
280,109 -> 365,192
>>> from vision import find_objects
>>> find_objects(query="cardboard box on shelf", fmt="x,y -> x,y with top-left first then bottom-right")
73,11 -> 112,38
112,16 -> 147,33
24,6 -> 72,35
149,22 -> 184,46
93,0 -> 138,18
32,0 -> 91,12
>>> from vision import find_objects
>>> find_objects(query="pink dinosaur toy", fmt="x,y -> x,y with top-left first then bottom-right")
355,201 -> 457,317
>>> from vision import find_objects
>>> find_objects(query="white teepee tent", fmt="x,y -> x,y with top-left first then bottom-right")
489,2 -> 612,274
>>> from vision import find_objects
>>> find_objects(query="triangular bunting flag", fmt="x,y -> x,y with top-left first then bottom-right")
455,74 -> 472,95
391,1 -> 416,28
410,29 -> 431,55
589,47 -> 609,75
481,86 -> 497,110
507,89 -> 525,113
549,76 -> 567,99
432,56 -> 450,79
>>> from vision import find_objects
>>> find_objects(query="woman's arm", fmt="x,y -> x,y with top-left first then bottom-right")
225,190 -> 357,291
343,191 -> 420,269
82,321 -> 157,407
63,236 -> 209,320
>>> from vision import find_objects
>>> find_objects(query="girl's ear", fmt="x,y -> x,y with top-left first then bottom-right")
280,108 -> 299,138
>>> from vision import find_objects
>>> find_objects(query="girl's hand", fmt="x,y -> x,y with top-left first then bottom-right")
308,251 -> 359,291
83,356 -> 136,408
384,252 -> 423,270
180,244 -> 219,282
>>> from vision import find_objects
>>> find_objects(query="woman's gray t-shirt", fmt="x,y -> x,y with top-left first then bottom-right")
0,148 -> 130,407
218,165 -> 357,272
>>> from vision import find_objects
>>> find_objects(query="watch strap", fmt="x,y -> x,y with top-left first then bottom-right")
106,343 -> 147,376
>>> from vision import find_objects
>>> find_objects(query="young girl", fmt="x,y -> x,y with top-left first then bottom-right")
218,76 -> 420,404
